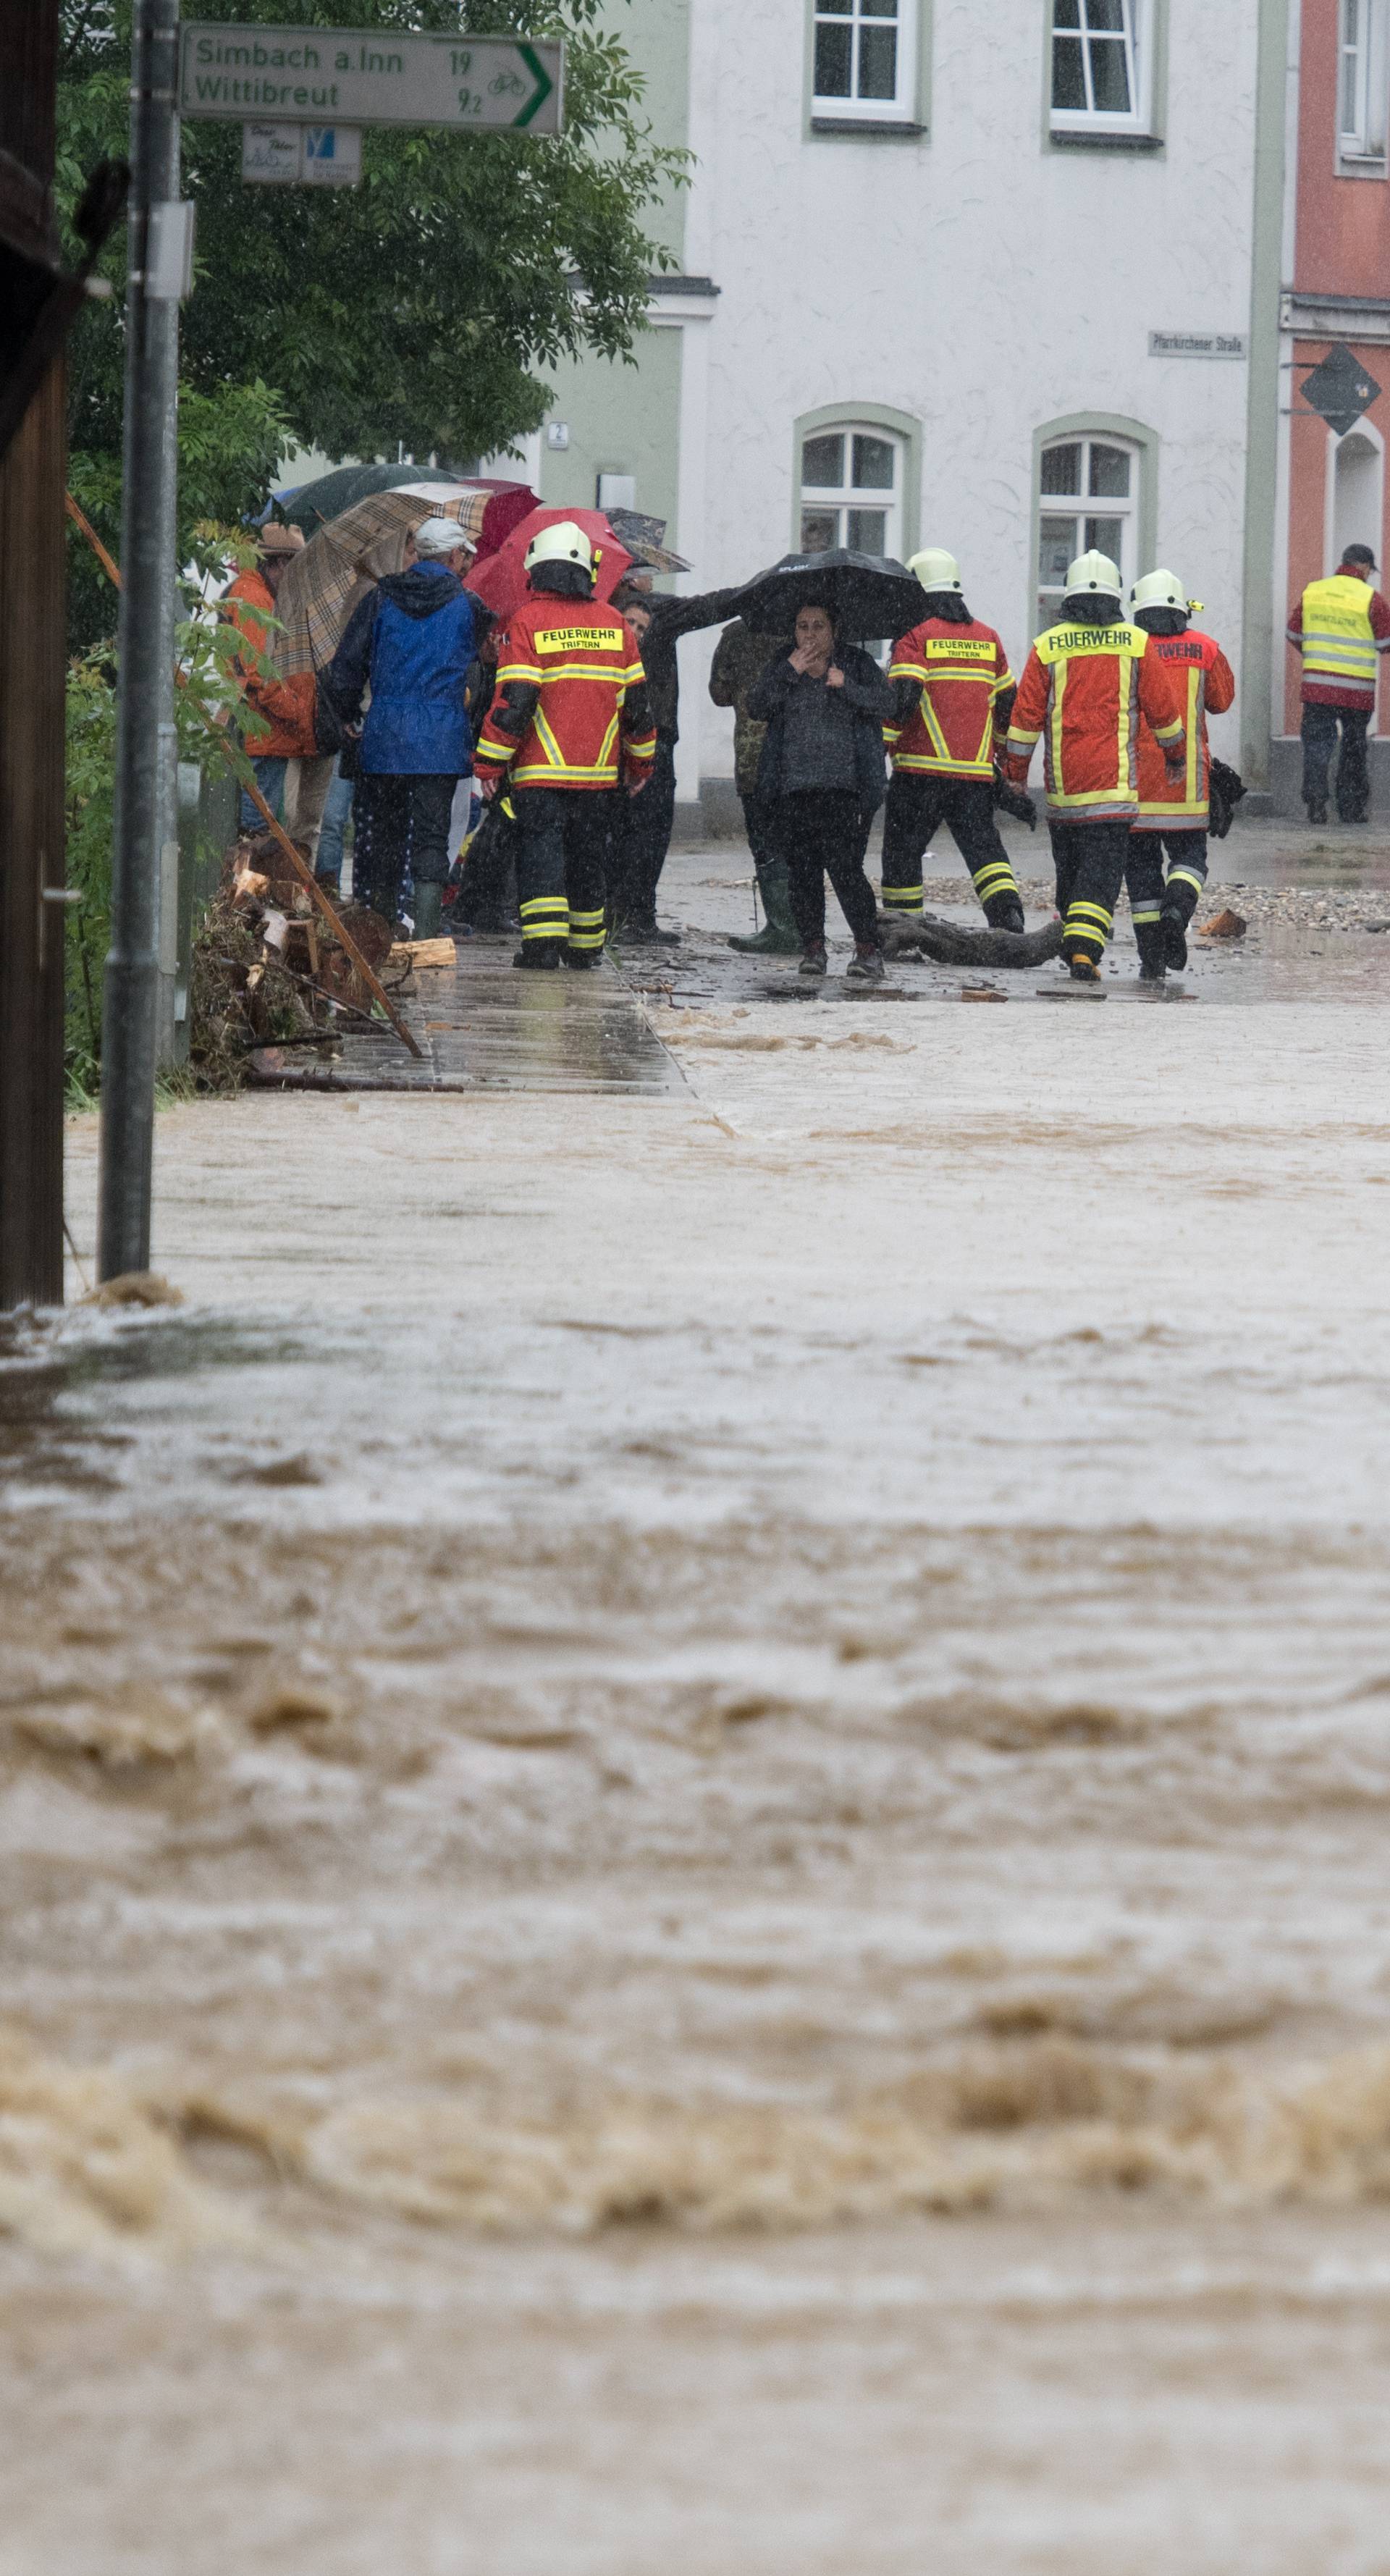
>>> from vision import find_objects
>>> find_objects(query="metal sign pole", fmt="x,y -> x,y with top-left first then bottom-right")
98,0 -> 185,1281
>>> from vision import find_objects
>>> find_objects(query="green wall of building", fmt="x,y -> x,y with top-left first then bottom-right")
534,324 -> 683,539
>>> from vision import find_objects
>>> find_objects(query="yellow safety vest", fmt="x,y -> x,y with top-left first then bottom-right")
1300,574 -> 1377,692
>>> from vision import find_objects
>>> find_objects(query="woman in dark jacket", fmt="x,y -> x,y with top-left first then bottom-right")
746,602 -> 890,978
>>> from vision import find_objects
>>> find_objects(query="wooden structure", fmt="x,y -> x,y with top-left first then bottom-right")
0,1 -> 66,1305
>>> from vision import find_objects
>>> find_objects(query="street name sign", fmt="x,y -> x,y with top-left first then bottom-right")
242,122 -> 363,185
1149,330 -> 1249,360
181,23 -> 563,132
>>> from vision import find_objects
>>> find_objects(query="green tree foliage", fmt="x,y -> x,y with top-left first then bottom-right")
59,0 -> 684,645
64,529 -> 282,1089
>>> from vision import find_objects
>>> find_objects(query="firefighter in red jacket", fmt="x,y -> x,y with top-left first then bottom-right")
1124,568 -> 1237,978
882,547 -> 1025,933
1003,549 -> 1185,983
474,521 -> 657,970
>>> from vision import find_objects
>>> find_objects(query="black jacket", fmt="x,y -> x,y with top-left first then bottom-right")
747,644 -> 890,812
633,584 -> 754,746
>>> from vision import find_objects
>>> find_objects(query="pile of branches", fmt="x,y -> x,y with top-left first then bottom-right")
188,834 -> 395,1090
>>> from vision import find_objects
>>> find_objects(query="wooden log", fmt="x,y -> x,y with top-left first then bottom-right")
879,911 -> 1065,969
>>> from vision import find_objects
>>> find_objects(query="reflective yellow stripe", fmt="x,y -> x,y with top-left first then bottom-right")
1167,867 -> 1205,893
1184,665 -> 1201,806
1048,659 -> 1068,798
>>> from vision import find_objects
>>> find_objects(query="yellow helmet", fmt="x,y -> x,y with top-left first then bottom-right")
909,547 -> 962,592
1065,547 -> 1124,601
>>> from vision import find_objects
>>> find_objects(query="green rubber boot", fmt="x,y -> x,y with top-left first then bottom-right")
413,883 -> 443,938
730,858 -> 800,955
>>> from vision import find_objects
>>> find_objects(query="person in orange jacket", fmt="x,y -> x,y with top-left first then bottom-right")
221,521 -> 319,833
1124,568 -> 1237,978
882,546 -> 1024,932
473,521 -> 657,970
1002,549 -> 1184,982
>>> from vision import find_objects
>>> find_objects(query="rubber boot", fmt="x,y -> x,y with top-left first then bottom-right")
1161,911 -> 1189,972
513,943 -> 562,971
413,882 -> 443,939
1134,921 -> 1166,982
730,858 -> 800,954
985,896 -> 1027,936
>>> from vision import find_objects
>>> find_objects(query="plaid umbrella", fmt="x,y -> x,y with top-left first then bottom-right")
605,508 -> 690,574
272,488 -> 491,683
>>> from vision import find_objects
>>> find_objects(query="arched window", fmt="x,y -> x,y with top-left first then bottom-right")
1331,424 -> 1384,571
1036,432 -> 1140,626
800,425 -> 904,558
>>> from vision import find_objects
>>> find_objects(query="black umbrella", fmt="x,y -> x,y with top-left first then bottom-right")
734,548 -> 928,643
279,462 -> 466,536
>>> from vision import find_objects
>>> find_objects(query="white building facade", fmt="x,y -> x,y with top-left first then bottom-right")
511,0 -> 1290,827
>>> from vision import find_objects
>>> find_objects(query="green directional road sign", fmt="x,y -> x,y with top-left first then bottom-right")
181,23 -> 563,132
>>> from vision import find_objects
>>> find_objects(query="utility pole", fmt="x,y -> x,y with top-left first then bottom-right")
0,1 -> 67,1309
98,0 -> 189,1281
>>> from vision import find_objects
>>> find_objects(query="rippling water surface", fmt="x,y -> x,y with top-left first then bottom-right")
4,864 -> 1390,2571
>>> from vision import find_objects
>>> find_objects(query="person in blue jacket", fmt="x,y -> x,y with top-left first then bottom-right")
324,516 -> 486,935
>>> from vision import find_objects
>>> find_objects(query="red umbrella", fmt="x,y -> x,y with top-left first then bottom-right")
474,483 -> 540,563
468,506 -> 633,622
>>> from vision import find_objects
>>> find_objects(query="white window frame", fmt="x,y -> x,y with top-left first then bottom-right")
1035,433 -> 1140,629
1050,0 -> 1154,140
1339,0 -> 1389,167
812,0 -> 919,125
799,424 -> 906,560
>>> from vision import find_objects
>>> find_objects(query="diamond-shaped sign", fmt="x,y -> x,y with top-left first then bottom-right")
1300,342 -> 1382,439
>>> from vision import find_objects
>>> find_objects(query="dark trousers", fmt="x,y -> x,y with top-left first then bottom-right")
1126,830 -> 1209,968
455,796 -> 518,929
1301,704 -> 1371,820
610,742 -> 678,923
513,786 -> 610,953
740,789 -> 777,876
880,773 -> 1022,925
772,791 -> 879,948
352,773 -> 458,922
1050,817 -> 1132,962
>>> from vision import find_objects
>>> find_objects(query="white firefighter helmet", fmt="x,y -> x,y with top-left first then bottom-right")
1132,566 -> 1188,615
1065,547 -> 1124,601
908,547 -> 963,593
524,518 -> 594,576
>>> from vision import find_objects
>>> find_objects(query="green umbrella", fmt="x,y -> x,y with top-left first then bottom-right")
280,463 -> 464,536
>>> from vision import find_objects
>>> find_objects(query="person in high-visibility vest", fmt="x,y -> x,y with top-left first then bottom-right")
1286,544 -> 1390,825
473,522 -> 657,970
1002,549 -> 1184,983
880,547 -> 1025,933
1124,568 -> 1236,978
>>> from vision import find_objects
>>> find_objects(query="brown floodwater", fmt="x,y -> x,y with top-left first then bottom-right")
5,851 -> 1390,2569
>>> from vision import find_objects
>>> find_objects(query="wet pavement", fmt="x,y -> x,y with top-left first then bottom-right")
249,937 -> 688,1096
236,820 -> 1390,1111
